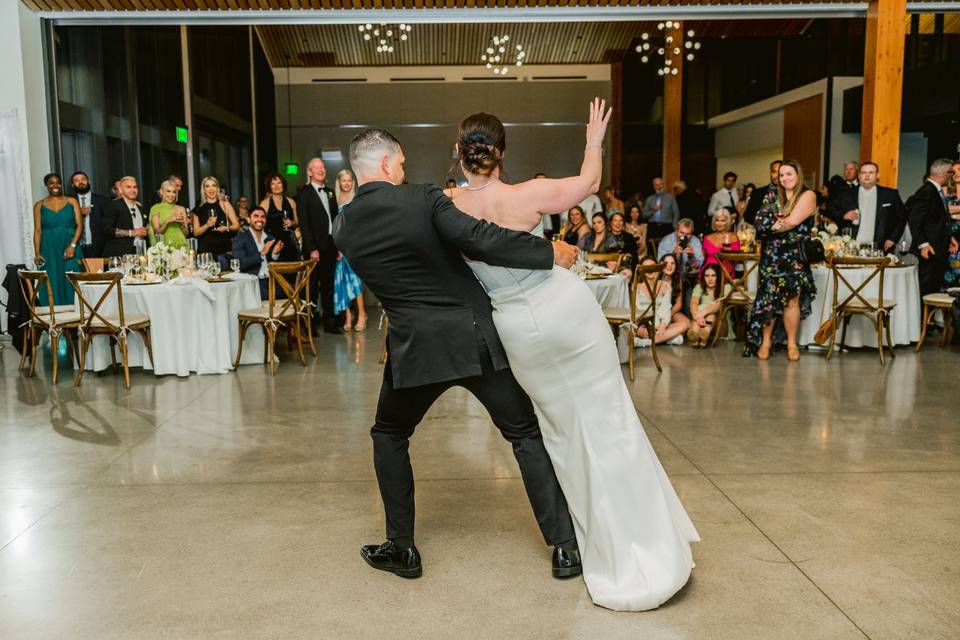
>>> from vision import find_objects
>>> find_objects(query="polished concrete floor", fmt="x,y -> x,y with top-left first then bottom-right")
0,331 -> 958,639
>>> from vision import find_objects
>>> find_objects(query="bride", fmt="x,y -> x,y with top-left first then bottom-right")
445,99 -> 699,612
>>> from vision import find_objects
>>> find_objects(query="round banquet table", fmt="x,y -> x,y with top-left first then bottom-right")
76,276 -> 267,376
584,274 -> 631,363
799,264 -> 921,348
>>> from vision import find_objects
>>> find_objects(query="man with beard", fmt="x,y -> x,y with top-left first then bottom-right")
69,171 -> 111,258
743,160 -> 782,226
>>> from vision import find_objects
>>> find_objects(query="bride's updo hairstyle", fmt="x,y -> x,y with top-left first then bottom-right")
456,112 -> 506,177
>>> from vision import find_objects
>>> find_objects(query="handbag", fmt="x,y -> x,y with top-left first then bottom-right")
798,237 -> 826,265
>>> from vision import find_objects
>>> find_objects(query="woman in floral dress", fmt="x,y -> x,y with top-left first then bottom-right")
744,159 -> 818,361
333,169 -> 369,331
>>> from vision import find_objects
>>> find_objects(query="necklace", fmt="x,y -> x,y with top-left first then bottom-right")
464,180 -> 498,192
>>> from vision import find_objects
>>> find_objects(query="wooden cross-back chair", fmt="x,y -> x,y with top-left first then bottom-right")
709,249 -> 761,347
585,252 -> 624,273
66,272 -> 153,389
81,258 -> 104,273
234,260 -> 315,376
824,256 -> 897,364
17,270 -> 82,384
603,262 -> 666,379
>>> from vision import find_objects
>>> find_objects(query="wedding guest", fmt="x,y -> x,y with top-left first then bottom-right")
150,179 -> 190,249
708,171 -> 739,218
827,161 -> 859,225
533,173 -> 563,237
656,218 -> 703,283
643,177 -> 680,240
744,159 -> 817,361
835,161 -> 906,251
144,173 -> 183,210
578,212 -> 618,253
562,205 -> 590,245
688,264 -> 731,347
702,207 -> 740,276
333,168 -> 369,332
634,256 -> 687,346
578,189 -> 604,219
737,183 -> 754,218
193,176 -> 240,266
908,158 -> 954,298
69,170 -> 109,258
231,207 -> 284,300
32,173 -> 84,306
673,179 -> 708,236
101,176 -> 148,258
608,211 -> 637,278
945,231 -> 960,288
603,185 -> 624,216
660,253 -> 691,338
624,203 -> 647,257
296,158 -> 340,333
744,160 -> 781,225
259,172 -> 301,263
235,195 -> 252,229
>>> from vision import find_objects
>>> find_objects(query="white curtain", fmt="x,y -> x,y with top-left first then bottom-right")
0,109 -> 32,333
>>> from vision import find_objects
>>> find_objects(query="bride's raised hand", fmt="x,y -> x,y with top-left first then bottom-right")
585,97 -> 613,149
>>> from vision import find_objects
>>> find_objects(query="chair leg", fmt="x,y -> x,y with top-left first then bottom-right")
28,329 -> 41,378
915,304 -> 930,352
884,314 -> 896,358
305,312 -> 317,357
626,327 -> 635,382
65,330 -> 79,368
233,321 -> 249,369
839,316 -> 851,353
709,303 -> 725,348
876,317 -> 885,366
119,338 -> 131,389
75,335 -> 90,386
109,339 -> 119,373
140,329 -> 155,368
50,333 -> 60,385
266,325 -> 277,376
293,320 -> 307,367
649,323 -> 662,372
939,309 -> 952,347
18,326 -> 29,370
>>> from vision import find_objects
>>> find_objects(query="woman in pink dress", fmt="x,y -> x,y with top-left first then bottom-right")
701,206 -> 740,277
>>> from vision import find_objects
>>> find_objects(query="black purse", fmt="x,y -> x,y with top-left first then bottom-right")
798,237 -> 826,265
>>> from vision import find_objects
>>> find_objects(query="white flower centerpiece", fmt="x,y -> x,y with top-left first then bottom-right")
146,243 -> 191,280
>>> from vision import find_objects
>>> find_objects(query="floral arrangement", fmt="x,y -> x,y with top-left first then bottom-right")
146,243 -> 190,279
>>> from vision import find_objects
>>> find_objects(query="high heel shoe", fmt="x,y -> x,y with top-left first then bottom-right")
787,345 -> 800,361
757,343 -> 771,360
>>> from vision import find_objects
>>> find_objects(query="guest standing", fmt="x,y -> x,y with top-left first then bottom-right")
235,195 -> 251,229
744,159 -> 817,361
69,171 -> 109,259
332,169 -> 369,332
231,207 -> 284,300
708,171 -> 740,218
100,176 -> 148,258
562,206 -> 590,245
144,173 -> 183,211
826,161 -> 860,226
295,158 -> 341,334
259,173 -> 301,263
150,179 -> 190,249
642,177 -> 680,240
702,208 -> 740,276
908,158 -> 954,298
743,160 -> 781,226
673,180 -> 708,236
193,177 -> 240,267
603,186 -> 624,216
32,173 -> 84,306
835,162 -> 906,251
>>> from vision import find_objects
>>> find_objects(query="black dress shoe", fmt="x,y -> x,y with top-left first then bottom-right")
552,546 -> 582,579
323,325 -> 343,335
361,540 -> 422,579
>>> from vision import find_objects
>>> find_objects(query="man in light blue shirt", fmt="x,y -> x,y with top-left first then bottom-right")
643,177 -> 680,239
657,218 -> 704,280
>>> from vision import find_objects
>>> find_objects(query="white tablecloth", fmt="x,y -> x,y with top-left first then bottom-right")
800,265 -> 921,347
77,276 -> 266,376
584,275 -> 631,363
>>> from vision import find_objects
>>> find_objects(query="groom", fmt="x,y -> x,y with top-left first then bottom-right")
333,129 -> 582,580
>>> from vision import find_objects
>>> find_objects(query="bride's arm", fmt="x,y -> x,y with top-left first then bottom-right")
513,98 -> 612,216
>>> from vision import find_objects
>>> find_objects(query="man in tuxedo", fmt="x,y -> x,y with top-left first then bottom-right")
909,158 -> 955,298
708,171 -> 740,218
297,157 -> 341,334
743,160 -> 782,225
231,207 -> 284,300
100,176 -> 148,258
333,129 -> 580,581
827,161 -> 860,225
69,171 -> 110,258
643,177 -> 680,239
834,162 -> 906,251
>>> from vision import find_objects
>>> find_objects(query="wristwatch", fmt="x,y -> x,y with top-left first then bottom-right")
69,243 -> 77,248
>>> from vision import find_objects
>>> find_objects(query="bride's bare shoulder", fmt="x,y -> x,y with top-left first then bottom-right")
443,187 -> 465,199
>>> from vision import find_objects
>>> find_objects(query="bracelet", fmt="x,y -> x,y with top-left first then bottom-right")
585,145 -> 603,151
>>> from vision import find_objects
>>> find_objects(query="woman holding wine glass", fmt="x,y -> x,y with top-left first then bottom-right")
258,173 -> 301,262
193,176 -> 240,269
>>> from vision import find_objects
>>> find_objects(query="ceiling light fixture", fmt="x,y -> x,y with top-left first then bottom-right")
358,22 -> 412,54
480,34 -> 525,76
634,21 -> 701,76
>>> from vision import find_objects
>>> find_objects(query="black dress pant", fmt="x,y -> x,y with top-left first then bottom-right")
918,251 -> 948,299
371,344 -> 576,547
312,248 -> 338,327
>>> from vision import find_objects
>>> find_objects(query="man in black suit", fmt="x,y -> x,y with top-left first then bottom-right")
333,129 -> 580,581
909,158 -> 955,298
69,170 -> 110,258
834,162 -> 906,251
100,176 -> 149,258
231,207 -> 284,300
743,159 -> 781,226
672,180 -> 708,236
827,161 -> 860,225
297,157 -> 341,334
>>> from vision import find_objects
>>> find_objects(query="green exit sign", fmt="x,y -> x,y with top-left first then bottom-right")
175,126 -> 188,144
284,162 -> 300,176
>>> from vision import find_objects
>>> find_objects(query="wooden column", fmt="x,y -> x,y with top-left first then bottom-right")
662,21 -> 683,188
610,62 -> 622,193
860,0 -> 907,187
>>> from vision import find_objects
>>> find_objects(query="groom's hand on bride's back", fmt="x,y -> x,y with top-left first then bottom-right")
552,241 -> 579,269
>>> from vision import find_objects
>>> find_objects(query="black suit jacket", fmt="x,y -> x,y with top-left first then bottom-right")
333,181 -> 553,389
73,192 -> 110,257
744,183 -> 776,226
296,183 -> 338,257
100,198 -> 146,258
836,185 -> 906,246
826,180 -> 859,226
231,228 -> 278,277
908,181 -> 951,254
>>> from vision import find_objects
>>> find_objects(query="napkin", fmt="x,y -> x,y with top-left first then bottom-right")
168,275 -> 216,301
224,271 -> 257,281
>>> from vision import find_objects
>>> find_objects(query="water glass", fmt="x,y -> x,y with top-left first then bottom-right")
230,258 -> 240,273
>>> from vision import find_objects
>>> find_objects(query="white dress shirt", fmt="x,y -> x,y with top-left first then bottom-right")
251,229 -> 270,278
855,186 -> 878,244
311,181 -> 333,232
127,201 -> 146,251
77,192 -> 92,245
578,194 -> 603,217
708,188 -> 739,216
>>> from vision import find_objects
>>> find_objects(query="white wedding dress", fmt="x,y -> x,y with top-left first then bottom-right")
467,230 -> 699,612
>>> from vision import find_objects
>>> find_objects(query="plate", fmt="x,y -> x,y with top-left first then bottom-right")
585,273 -> 611,280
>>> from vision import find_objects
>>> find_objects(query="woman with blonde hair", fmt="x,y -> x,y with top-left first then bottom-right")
744,159 -> 817,360
193,176 -> 240,265
150,179 -> 190,248
701,206 -> 740,276
332,169 -> 368,331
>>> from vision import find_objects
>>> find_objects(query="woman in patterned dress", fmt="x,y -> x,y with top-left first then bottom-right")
332,169 -> 369,331
744,159 -> 818,361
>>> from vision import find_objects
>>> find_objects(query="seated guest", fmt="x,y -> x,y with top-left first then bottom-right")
232,207 -> 285,300
70,170 -> 109,258
578,212 -> 619,254
634,256 -> 688,346
562,205 -> 590,245
688,264 -> 731,347
193,176 -> 240,267
150,179 -> 190,248
624,203 -> 647,257
101,176 -> 148,258
656,218 -> 704,287
608,211 -> 637,278
660,253 -> 692,339
702,207 -> 740,276
32,173 -> 84,306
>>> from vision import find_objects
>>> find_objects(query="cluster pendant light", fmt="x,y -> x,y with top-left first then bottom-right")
480,34 -> 526,75
634,21 -> 702,76
358,23 -> 412,54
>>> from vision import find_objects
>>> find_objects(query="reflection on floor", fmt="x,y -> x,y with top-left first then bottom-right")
0,333 -> 957,639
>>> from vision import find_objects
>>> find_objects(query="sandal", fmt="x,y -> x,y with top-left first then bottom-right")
787,345 -> 800,361
757,343 -> 771,360
355,318 -> 368,332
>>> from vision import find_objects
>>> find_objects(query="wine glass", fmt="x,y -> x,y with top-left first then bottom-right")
109,256 -> 120,272
230,258 -> 240,273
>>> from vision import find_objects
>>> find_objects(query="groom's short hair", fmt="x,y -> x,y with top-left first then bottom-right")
349,129 -> 402,174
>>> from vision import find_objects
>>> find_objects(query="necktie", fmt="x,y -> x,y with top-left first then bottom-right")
728,190 -> 736,208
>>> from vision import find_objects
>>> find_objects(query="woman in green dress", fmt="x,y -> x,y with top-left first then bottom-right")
150,179 -> 190,248
32,173 -> 84,306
